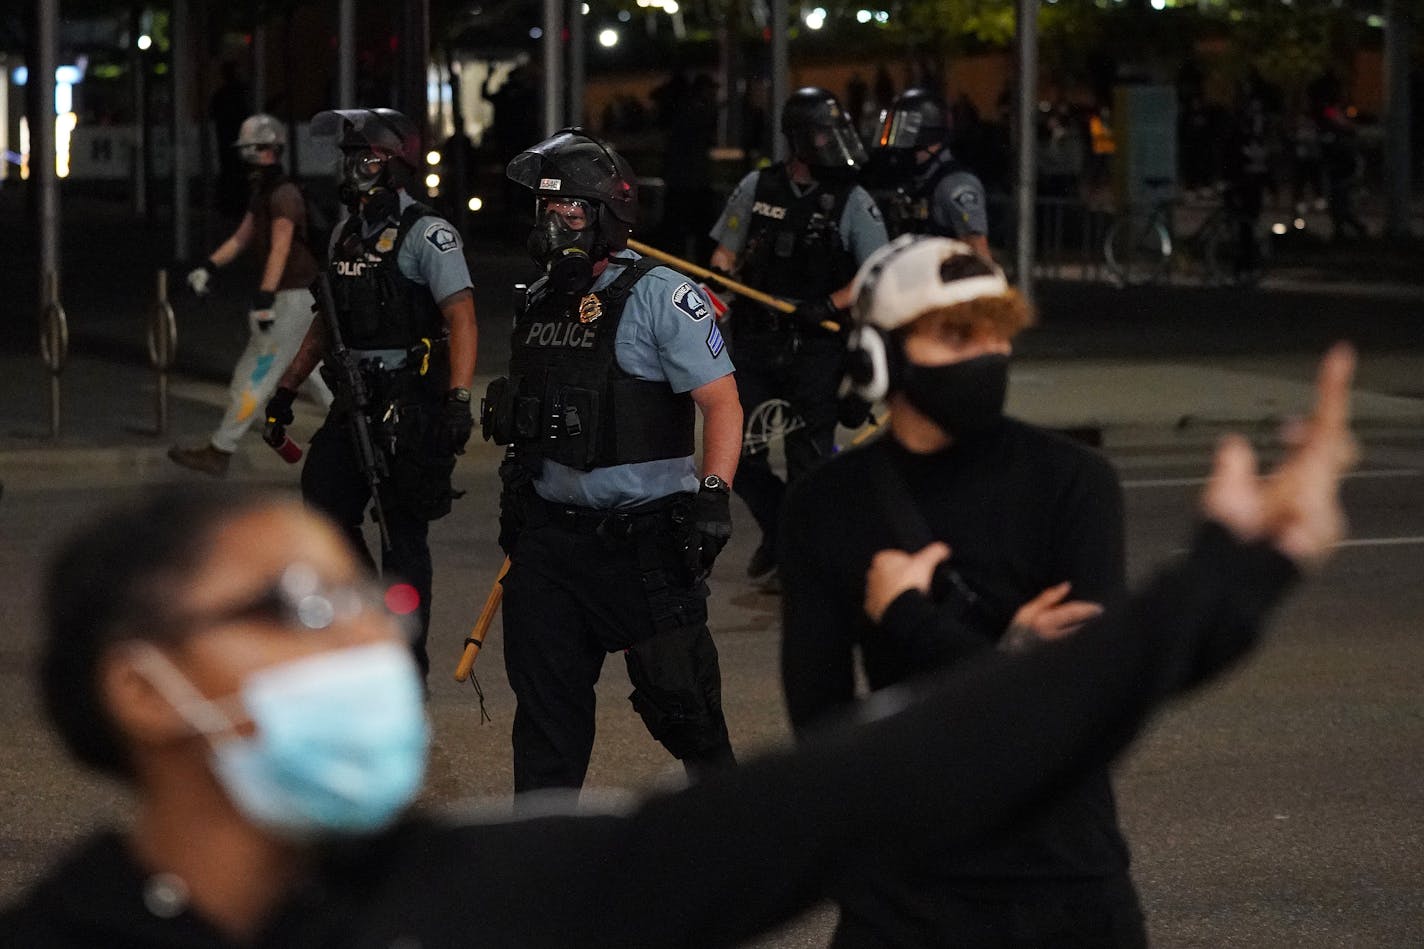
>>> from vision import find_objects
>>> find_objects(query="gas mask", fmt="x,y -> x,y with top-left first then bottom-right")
527,197 -> 602,296
901,352 -> 1009,441
340,149 -> 400,224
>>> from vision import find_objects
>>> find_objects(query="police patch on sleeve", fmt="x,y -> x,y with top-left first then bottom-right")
951,186 -> 982,211
672,282 -> 711,321
423,222 -> 461,254
706,320 -> 725,358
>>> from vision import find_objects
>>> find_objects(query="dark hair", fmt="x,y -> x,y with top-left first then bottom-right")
41,485 -> 272,780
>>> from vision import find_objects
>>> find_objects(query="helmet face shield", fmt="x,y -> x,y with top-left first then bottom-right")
311,109 -> 420,169
788,114 -> 868,171
874,107 -> 925,151
505,130 -> 638,226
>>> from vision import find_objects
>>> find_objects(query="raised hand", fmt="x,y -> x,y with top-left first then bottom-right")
1202,342 -> 1358,571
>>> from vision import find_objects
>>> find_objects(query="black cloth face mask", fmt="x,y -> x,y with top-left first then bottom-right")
900,352 -> 1009,441
527,204 -> 600,296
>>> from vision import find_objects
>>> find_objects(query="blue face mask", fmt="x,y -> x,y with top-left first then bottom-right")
134,641 -> 429,839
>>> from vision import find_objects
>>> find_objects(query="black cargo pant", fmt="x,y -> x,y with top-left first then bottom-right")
301,395 -> 457,680
730,320 -> 843,564
502,495 -> 736,793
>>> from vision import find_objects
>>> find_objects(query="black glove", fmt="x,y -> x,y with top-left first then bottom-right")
693,479 -> 733,572
263,386 -> 298,447
439,389 -> 474,455
497,458 -> 531,555
837,392 -> 874,429
792,296 -> 845,335
250,290 -> 277,333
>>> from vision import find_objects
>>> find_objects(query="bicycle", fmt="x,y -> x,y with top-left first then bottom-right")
1103,185 -> 1271,288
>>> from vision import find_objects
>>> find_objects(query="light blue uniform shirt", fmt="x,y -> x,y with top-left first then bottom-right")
351,191 -> 472,302
533,251 -> 734,510
709,170 -> 888,296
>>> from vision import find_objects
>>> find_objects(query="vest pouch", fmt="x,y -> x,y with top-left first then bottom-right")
514,390 -> 542,441
773,230 -> 797,258
481,376 -> 514,444
549,385 -> 600,470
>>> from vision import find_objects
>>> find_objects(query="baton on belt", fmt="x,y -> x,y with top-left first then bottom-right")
454,556 -> 510,682
626,239 -> 841,334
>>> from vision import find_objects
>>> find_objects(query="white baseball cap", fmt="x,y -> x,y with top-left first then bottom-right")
850,235 -> 1009,331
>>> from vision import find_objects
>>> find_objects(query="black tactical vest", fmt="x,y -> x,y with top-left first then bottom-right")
738,164 -> 857,301
482,257 -> 695,472
328,203 -> 446,350
883,155 -> 970,238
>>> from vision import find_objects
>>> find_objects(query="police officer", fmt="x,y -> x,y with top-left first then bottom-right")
708,87 -> 888,584
869,88 -> 991,258
169,113 -> 333,477
264,108 -> 477,679
488,128 -> 740,792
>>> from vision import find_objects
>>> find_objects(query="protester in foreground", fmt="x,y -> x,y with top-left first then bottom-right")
2,340 -> 1354,948
782,236 -> 1139,945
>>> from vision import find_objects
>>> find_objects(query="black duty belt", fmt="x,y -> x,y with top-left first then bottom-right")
532,494 -> 690,541
349,336 -> 450,376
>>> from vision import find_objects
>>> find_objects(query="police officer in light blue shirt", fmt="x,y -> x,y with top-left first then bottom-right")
266,108 -> 478,682
709,87 -> 889,585
485,129 -> 741,793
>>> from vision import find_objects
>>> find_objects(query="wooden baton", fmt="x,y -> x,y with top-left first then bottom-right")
626,238 -> 841,333
454,556 -> 511,682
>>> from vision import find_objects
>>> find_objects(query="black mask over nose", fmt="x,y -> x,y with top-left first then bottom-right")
901,353 -> 1009,441
527,212 -> 599,296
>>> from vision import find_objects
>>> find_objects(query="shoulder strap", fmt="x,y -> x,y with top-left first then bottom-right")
602,255 -> 661,301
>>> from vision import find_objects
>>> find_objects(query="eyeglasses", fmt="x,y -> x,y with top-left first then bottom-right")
151,564 -> 418,639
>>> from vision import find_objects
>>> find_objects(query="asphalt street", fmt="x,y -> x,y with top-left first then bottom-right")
1,189 -> 1422,946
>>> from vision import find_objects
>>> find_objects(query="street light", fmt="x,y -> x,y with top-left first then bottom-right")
598,28 -> 619,47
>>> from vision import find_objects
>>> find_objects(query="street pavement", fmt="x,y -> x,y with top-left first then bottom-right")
1,189 -> 1422,946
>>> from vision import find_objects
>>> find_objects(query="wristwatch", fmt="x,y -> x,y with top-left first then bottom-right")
701,474 -> 729,494
448,387 -> 472,403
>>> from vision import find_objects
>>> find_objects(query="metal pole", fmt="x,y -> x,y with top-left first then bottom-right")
37,0 -> 59,294
131,7 -> 148,217
568,0 -> 585,127
148,270 -> 178,436
543,0 -> 563,135
1382,0 -> 1413,239
338,0 -> 356,108
1014,0 -> 1038,301
253,23 -> 268,111
172,0 -> 191,261
770,0 -> 788,162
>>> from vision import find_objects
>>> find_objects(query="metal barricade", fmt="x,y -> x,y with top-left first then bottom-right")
38,270 -> 69,438
146,269 -> 179,436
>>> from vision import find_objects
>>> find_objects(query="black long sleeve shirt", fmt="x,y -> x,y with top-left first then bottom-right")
781,421 -> 1131,885
2,526 -> 1295,949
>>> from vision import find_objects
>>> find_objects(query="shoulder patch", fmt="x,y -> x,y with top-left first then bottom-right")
671,282 -> 711,322
423,221 -> 461,254
951,186 -> 982,211
706,320 -> 725,358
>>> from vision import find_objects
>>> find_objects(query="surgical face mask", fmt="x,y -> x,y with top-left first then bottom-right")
527,197 -> 600,296
131,639 -> 428,839
900,352 -> 1009,441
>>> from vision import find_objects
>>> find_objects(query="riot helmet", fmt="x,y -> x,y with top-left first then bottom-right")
873,88 -> 952,155
234,113 -> 286,164
312,108 -> 422,212
780,87 -> 868,175
506,128 -> 638,295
